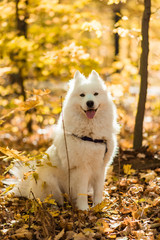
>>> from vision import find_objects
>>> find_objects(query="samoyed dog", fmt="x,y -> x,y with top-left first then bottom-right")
4,70 -> 119,210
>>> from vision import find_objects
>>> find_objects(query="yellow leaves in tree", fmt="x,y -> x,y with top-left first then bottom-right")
81,20 -> 102,38
7,36 -> 34,52
18,89 -> 51,111
108,0 -> 126,5
0,89 -> 51,124
0,97 -> 40,122
113,27 -> 129,38
27,88 -> 51,96
109,84 -> 123,98
62,42 -> 90,61
17,96 -> 41,112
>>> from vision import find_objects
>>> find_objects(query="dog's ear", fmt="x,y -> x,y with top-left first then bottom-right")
89,70 -> 107,89
90,70 -> 99,79
89,70 -> 101,82
74,70 -> 83,85
74,70 -> 81,80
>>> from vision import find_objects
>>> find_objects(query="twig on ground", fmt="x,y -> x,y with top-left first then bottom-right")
30,190 -> 55,238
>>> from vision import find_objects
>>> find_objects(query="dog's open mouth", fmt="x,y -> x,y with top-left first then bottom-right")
85,109 -> 97,119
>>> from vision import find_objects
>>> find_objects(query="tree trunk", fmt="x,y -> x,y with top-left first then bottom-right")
133,0 -> 151,150
15,0 -> 34,133
15,0 -> 28,100
114,5 -> 121,58
16,0 -> 28,37
113,5 -> 121,57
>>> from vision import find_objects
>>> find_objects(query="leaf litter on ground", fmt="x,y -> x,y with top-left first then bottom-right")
0,148 -> 160,239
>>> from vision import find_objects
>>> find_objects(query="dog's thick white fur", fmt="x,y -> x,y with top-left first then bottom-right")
5,70 -> 119,210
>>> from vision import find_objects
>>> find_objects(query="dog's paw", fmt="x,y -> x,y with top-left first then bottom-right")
76,202 -> 89,211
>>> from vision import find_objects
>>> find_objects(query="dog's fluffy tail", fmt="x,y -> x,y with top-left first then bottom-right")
2,162 -> 32,197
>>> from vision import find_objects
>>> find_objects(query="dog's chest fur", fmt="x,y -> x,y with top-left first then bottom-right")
56,133 -> 106,170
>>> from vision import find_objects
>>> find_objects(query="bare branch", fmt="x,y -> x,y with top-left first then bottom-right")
60,96 -> 71,200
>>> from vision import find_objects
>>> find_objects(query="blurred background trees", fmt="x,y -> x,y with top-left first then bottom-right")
0,0 -> 160,151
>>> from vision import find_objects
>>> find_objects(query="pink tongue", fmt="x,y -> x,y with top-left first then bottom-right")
86,110 -> 96,119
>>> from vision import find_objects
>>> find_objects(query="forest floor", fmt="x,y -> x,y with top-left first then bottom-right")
0,146 -> 160,240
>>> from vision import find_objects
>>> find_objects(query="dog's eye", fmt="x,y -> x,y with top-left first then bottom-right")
80,93 -> 85,97
94,92 -> 99,96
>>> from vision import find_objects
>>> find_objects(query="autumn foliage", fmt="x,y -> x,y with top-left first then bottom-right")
0,0 -> 160,239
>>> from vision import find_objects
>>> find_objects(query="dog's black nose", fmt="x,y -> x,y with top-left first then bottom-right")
86,100 -> 94,108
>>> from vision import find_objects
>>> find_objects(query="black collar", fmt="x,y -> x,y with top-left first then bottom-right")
72,134 -> 108,153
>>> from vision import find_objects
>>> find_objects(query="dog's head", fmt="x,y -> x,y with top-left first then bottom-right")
67,70 -> 109,120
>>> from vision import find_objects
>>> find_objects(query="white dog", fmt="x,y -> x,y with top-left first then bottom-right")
5,70 -> 119,210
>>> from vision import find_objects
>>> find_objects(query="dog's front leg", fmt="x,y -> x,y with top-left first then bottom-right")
70,168 -> 89,210
93,171 -> 105,206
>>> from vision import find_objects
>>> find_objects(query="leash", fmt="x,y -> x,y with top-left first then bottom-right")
71,133 -> 108,154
